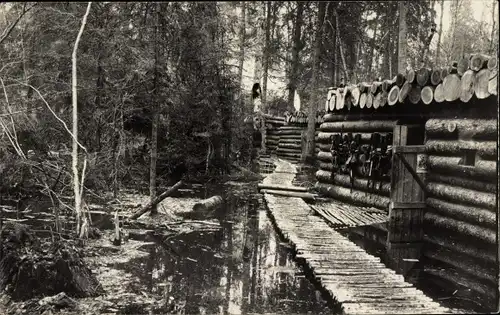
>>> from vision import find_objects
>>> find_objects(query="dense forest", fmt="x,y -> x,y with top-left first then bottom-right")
0,1 -> 497,229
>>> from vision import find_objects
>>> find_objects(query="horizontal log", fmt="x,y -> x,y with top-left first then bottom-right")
279,126 -> 306,130
426,197 -> 495,228
474,68 -> 491,99
427,155 -> 496,180
366,92 -> 373,108
395,73 -> 405,87
488,69 -> 497,95
315,182 -> 390,210
129,180 -> 184,220
423,212 -> 495,244
408,85 -> 421,104
457,54 -> 471,76
398,82 -> 411,103
319,162 -> 335,171
193,195 -> 223,212
381,79 -> 395,92
433,83 -> 445,103
469,53 -> 490,71
317,151 -> 332,162
425,118 -> 497,140
387,85 -> 400,106
487,56 -> 497,70
406,69 -> 415,84
358,82 -> 371,93
459,70 -> 475,103
421,86 -> 434,105
423,234 -> 496,264
440,68 -> 448,81
425,139 -> 497,159
423,245 -> 496,285
316,170 -> 390,196
261,189 -> 316,200
316,132 -> 387,144
427,182 -> 496,210
257,184 -> 308,192
277,148 -> 302,154
359,93 -> 367,108
443,73 -> 461,101
370,81 -> 382,94
426,172 -> 496,193
430,69 -> 442,85
416,67 -> 431,86
323,114 -> 346,122
319,121 -> 396,132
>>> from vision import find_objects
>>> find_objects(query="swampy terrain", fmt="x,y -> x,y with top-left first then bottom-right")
0,170 -> 334,315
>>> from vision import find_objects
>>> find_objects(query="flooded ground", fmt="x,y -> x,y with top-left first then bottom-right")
0,176 -> 334,314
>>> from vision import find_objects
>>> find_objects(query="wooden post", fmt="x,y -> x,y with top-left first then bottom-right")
387,124 -> 427,278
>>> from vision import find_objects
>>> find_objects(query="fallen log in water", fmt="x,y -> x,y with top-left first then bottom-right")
427,172 -> 496,193
129,180 -> 184,220
258,184 -> 308,192
427,182 -> 496,210
426,197 -> 495,228
424,212 -> 495,244
433,83 -> 445,103
425,118 -> 497,140
443,73 -> 461,101
421,86 -> 434,105
427,155 -> 496,180
319,120 -> 396,132
316,170 -> 390,196
425,139 -> 497,159
193,195 -> 223,212
469,53 -> 490,71
423,234 -> 496,264
459,70 -> 476,102
261,189 -> 317,200
315,182 -> 390,210
474,68 -> 491,99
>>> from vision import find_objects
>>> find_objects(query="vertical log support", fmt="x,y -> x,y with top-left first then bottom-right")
387,124 -> 427,279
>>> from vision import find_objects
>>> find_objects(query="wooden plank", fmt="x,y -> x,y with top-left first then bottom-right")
392,145 -> 426,153
391,202 -> 426,209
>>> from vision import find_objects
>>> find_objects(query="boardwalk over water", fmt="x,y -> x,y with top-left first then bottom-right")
261,159 -> 452,315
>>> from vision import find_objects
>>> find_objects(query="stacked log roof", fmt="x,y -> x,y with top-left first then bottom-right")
325,53 -> 498,111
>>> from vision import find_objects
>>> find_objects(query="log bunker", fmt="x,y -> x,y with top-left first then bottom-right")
260,53 -> 498,311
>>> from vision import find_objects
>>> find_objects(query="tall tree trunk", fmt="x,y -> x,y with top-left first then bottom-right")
150,3 -> 160,215
287,1 -> 304,111
238,1 -> 246,109
367,20 -> 379,79
303,1 -> 326,162
330,5 -> 337,86
435,0 -> 444,63
397,1 -> 408,74
72,2 -> 91,236
261,1 -> 272,113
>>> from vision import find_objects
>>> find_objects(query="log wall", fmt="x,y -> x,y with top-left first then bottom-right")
422,118 -> 498,308
318,52 -> 498,310
314,113 -> 396,210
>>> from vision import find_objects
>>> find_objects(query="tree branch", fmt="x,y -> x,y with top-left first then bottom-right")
0,3 -> 37,46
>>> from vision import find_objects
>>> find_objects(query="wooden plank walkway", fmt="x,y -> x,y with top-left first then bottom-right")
312,201 -> 388,229
261,160 -> 452,315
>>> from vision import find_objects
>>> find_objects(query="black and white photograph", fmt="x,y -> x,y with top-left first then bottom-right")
0,1 -> 498,314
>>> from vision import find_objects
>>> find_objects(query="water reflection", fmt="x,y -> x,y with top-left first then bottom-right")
116,190 -> 332,314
